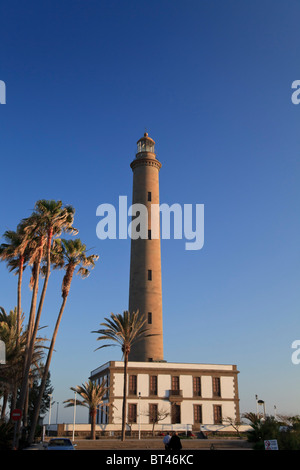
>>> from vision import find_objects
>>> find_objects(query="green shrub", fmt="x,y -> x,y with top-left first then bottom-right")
0,421 -> 14,450
245,415 -> 300,450
278,430 -> 300,450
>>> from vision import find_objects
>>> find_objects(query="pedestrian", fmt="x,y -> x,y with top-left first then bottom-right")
168,432 -> 182,452
163,432 -> 171,451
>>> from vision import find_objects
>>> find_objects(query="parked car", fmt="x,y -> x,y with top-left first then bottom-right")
46,438 -> 76,450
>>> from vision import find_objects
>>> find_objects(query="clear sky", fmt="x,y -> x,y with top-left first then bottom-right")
0,0 -> 299,424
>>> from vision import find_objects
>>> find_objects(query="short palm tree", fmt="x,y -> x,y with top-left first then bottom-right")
0,307 -> 46,420
28,238 -> 98,443
63,380 -> 109,440
93,311 -> 151,441
0,306 -> 26,416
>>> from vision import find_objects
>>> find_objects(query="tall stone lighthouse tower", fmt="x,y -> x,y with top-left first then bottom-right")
128,132 -> 164,362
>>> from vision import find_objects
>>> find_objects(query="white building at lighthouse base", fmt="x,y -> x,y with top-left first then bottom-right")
89,360 -> 240,434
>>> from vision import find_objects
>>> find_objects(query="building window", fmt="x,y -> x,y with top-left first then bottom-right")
213,405 -> 222,424
148,269 -> 152,281
148,192 -> 151,201
193,377 -> 201,397
172,376 -> 180,391
149,404 -> 158,424
148,312 -> 152,324
102,405 -> 108,424
194,405 -> 202,424
128,404 -> 137,423
171,404 -> 181,424
148,229 -> 152,240
213,377 -> 221,397
129,375 -> 137,395
149,375 -> 158,395
104,375 -> 110,399
99,405 -> 108,424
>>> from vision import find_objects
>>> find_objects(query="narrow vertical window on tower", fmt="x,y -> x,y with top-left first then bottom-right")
148,191 -> 152,201
148,312 -> 152,324
148,229 -> 151,240
148,269 -> 152,281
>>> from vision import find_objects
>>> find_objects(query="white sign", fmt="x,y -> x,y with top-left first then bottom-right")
264,439 -> 278,450
0,80 -> 6,104
0,340 -> 5,364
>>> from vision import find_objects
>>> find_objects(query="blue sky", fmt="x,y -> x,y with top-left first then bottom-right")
0,0 -> 299,423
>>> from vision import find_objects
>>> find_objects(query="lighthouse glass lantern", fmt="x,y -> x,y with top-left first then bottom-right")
136,133 -> 155,155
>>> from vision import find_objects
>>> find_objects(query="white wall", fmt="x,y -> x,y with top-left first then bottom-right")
158,374 -> 171,397
97,363 -> 238,425
220,376 -> 235,399
202,376 -> 212,397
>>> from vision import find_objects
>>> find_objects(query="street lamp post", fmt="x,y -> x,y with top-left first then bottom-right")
48,394 -> 52,436
56,402 -> 59,425
138,392 -> 141,440
257,399 -> 266,418
72,391 -> 77,442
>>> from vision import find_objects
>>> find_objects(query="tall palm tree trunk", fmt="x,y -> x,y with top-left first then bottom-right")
23,262 -> 40,375
12,255 -> 24,420
23,229 -> 52,402
28,294 -> 68,443
28,237 -> 96,444
122,352 -> 129,441
19,231 -> 51,433
10,384 -> 18,418
12,255 -> 23,421
28,229 -> 52,354
15,257 -> 41,443
1,389 -> 8,420
16,255 -> 24,345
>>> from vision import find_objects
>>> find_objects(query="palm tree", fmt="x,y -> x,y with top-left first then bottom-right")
0,307 -> 46,420
63,380 -> 109,440
28,238 -> 98,443
0,223 -> 42,423
18,200 -> 77,430
23,201 -> 76,355
0,225 -> 29,342
0,306 -> 25,417
92,311 -> 151,441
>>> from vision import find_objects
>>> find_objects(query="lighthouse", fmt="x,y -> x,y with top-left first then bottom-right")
90,132 -> 240,432
128,132 -> 164,362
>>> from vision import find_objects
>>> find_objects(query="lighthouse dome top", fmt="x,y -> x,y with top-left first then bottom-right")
136,132 -> 155,156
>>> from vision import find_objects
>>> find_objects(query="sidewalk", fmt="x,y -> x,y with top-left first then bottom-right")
72,438 -> 252,451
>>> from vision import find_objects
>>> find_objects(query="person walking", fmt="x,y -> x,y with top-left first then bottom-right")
163,432 -> 171,451
168,432 -> 182,452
